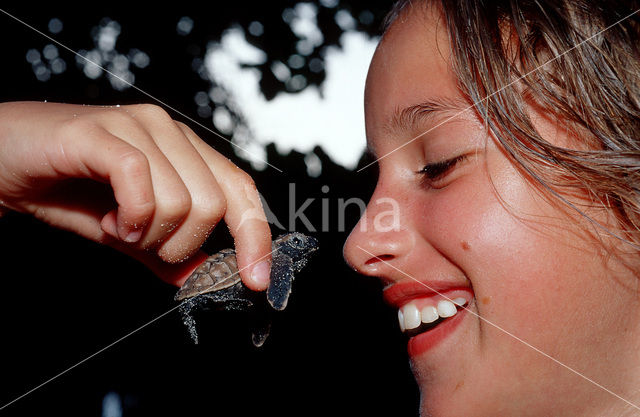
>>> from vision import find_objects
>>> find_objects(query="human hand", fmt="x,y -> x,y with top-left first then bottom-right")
0,101 -> 272,290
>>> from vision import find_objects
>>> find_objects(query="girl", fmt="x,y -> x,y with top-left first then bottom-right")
2,1 -> 639,415
343,0 -> 640,415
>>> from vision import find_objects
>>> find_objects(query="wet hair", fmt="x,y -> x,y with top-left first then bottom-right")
384,1 -> 640,250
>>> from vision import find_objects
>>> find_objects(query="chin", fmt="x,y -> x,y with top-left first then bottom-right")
412,365 -> 466,417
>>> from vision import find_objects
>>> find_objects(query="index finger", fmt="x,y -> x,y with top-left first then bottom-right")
176,123 -> 273,291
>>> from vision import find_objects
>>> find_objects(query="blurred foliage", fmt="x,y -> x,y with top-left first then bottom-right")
1,1 -> 391,97
225,0 -> 390,99
1,1 -> 391,161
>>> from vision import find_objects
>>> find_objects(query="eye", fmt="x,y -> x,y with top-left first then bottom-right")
418,154 -> 468,188
290,236 -> 304,247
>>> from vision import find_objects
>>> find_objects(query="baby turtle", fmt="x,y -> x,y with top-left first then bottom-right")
175,232 -> 318,347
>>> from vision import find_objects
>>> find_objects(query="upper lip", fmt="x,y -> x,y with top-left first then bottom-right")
383,280 -> 473,308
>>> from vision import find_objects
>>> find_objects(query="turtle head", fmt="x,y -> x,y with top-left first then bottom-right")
277,232 -> 319,260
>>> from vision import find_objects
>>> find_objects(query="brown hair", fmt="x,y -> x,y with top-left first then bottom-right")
385,0 -> 640,250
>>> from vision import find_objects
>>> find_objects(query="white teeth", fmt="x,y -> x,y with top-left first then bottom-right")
403,303 -> 422,330
452,297 -> 467,306
421,306 -> 439,324
399,296 -> 470,332
437,300 -> 457,318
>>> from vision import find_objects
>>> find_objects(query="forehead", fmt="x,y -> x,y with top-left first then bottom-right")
365,4 -> 464,145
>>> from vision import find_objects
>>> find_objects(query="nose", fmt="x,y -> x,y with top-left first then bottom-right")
343,191 -> 413,281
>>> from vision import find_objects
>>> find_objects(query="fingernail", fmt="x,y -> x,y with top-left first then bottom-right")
250,260 -> 271,290
124,229 -> 142,243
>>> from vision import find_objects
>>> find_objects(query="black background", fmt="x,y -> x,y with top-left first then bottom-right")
0,1 -> 419,416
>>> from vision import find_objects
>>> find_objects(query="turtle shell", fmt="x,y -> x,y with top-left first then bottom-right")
174,249 -> 239,301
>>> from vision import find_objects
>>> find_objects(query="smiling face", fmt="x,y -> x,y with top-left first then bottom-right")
343,4 -> 640,416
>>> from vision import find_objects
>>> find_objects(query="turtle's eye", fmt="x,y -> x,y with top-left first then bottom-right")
290,236 -> 304,248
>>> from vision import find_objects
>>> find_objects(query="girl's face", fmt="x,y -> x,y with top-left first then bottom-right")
343,5 -> 640,416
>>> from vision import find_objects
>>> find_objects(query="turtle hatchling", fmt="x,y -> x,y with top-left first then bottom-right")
175,232 -> 318,347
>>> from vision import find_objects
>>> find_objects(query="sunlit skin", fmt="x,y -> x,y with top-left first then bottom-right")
0,102 -> 273,290
343,4 -> 640,416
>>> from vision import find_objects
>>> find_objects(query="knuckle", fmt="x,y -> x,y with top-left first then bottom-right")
129,198 -> 156,218
56,117 -> 100,139
174,121 -> 189,131
176,122 -> 198,139
139,103 -> 171,122
111,110 -> 142,129
235,171 -> 256,190
158,245 -> 195,264
117,147 -> 149,174
174,121 -> 200,144
159,190 -> 192,221
195,191 -> 227,224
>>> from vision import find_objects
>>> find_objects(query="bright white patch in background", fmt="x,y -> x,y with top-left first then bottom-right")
177,16 -> 194,36
28,41 -> 67,80
97,20 -> 120,51
43,44 -> 58,60
248,21 -> 264,37
75,19 -> 148,91
271,61 -> 291,82
26,49 -> 40,64
304,152 -> 322,177
48,17 -> 63,34
101,391 -> 122,417
50,58 -> 66,74
289,3 -> 324,52
205,27 -> 377,170
335,9 -> 357,31
319,0 -> 339,8
79,50 -> 103,78
129,48 -> 150,69
213,107 -> 234,134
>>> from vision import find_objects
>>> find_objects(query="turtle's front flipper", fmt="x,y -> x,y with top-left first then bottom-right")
267,254 -> 295,311
251,318 -> 272,347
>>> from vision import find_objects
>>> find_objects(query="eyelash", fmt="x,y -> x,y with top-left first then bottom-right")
419,154 -> 468,186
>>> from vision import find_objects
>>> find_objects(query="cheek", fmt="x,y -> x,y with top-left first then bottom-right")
417,157 -> 602,331
418,160 -> 528,271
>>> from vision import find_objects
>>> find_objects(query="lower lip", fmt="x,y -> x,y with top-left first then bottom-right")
407,307 -> 467,357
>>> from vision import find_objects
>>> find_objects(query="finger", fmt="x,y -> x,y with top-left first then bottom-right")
96,110 -> 193,249
115,244 -> 210,287
127,105 -> 226,263
177,123 -> 272,291
100,209 -> 118,239
31,204 -> 109,242
19,177 -> 118,242
51,122 -> 155,241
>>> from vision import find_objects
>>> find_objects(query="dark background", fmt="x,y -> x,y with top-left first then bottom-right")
0,1 -> 419,416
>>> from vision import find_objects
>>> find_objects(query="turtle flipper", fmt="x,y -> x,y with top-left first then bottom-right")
250,303 -> 273,347
251,320 -> 272,347
175,233 -> 318,346
178,299 -> 200,344
267,254 -> 295,311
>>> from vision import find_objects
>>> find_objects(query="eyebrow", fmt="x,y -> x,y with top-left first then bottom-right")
386,96 -> 467,135
366,96 -> 469,158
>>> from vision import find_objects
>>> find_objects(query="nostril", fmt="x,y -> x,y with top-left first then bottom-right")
365,254 -> 394,265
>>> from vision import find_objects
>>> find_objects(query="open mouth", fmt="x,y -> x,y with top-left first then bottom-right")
393,290 -> 473,356
383,283 -> 474,356
398,296 -> 469,337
